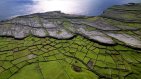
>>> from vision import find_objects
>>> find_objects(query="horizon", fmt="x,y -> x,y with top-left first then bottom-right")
0,0 -> 141,20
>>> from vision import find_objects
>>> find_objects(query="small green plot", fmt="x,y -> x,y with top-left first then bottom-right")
83,57 -> 91,63
48,50 -> 59,55
13,49 -> 31,59
87,17 -> 99,21
16,61 -> 29,68
69,48 -> 77,53
28,58 -> 38,63
125,74 -> 139,79
55,54 -> 65,59
65,57 -> 73,64
117,64 -> 126,70
2,61 -> 13,69
10,63 -> 43,79
12,56 -> 28,64
77,46 -> 83,51
0,67 -> 4,73
64,47 -> 70,52
45,56 -> 57,61
6,51 -> 13,56
94,43 -> 106,49
0,54 -> 7,60
39,61 -> 70,79
106,46 -> 115,50
95,61 -> 106,68
58,48 -> 66,54
0,61 -> 3,66
32,50 -> 45,55
111,69 -> 119,75
40,47 -> 47,52
69,44 -> 79,48
93,48 -> 100,54
126,31 -> 135,35
97,55 -> 106,61
81,47 -> 88,53
99,49 -> 106,55
95,67 -> 111,77
75,52 -> 86,60
114,45 -> 132,51
120,52 -> 138,63
7,44 -> 17,50
38,55 -> 45,61
123,61 -> 131,71
62,43 -> 70,47
0,70 -> 12,79
54,44 -> 62,48
107,63 -> 117,69
10,66 -> 19,74
118,70 -> 130,77
85,26 -> 97,31
23,40 -> 34,47
105,55 -> 115,64
36,45 -> 42,49
130,53 -> 141,62
86,51 -> 97,59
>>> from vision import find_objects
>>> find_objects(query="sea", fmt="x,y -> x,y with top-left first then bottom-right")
0,0 -> 141,20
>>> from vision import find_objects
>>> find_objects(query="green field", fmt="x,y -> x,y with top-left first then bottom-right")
0,35 -> 141,79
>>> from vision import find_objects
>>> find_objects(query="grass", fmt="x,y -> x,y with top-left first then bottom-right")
63,21 -> 75,32
85,26 -> 97,31
2,62 -> 13,69
10,67 -> 18,74
0,70 -> 12,79
86,51 -> 97,59
75,52 -> 86,59
105,55 -> 115,64
87,17 -> 99,21
0,54 -> 7,60
39,61 -> 69,79
9,63 -> 42,79
0,67 -> 4,73
102,17 -> 141,28
9,61 -> 98,79
95,61 -> 106,67
0,35 -> 141,79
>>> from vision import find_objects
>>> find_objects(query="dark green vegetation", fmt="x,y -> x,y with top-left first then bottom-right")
0,3 -> 141,79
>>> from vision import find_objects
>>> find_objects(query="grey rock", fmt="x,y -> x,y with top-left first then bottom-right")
77,28 -> 115,44
87,59 -> 94,69
82,20 -> 120,31
27,54 -> 37,59
47,28 -> 74,39
116,25 -> 139,30
31,28 -> 47,37
0,24 -> 30,38
42,22 -> 57,29
106,32 -> 141,48
0,11 -> 141,49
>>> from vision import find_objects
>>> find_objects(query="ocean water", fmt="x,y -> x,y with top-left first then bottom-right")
0,0 -> 141,20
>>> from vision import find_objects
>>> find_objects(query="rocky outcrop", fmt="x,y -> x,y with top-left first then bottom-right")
0,4 -> 141,49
